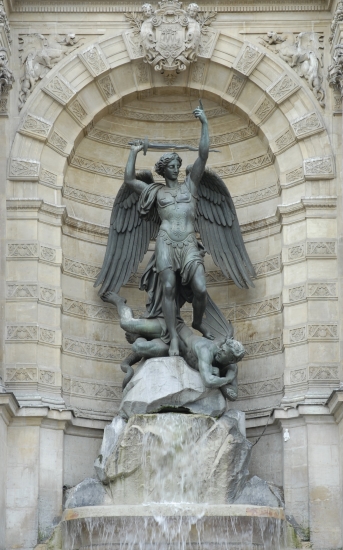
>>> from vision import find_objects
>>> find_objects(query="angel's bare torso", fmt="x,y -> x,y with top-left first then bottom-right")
157,179 -> 197,242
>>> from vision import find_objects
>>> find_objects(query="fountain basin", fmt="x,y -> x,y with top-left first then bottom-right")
62,504 -> 285,550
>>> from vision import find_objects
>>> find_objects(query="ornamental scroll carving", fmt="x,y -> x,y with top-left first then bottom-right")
260,31 -> 325,107
18,33 -> 84,110
0,47 -> 14,102
124,1 -> 217,83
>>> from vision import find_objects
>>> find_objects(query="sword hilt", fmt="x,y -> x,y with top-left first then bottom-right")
128,137 -> 149,155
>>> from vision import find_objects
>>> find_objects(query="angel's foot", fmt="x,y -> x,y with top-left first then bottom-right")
192,322 -> 215,340
101,292 -> 126,306
169,338 -> 179,356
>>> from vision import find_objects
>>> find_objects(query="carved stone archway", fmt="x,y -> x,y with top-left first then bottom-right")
5,30 -> 337,419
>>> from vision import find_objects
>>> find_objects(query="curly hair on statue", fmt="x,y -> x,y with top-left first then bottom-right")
154,152 -> 182,177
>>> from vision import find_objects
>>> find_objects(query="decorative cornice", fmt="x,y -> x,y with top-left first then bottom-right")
11,1 -> 332,13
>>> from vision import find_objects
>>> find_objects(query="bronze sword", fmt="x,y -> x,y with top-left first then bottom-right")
128,136 -> 221,155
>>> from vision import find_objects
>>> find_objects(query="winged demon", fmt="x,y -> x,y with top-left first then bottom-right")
95,101 -> 256,387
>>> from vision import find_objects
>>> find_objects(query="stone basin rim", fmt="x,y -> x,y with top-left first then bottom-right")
63,504 -> 285,522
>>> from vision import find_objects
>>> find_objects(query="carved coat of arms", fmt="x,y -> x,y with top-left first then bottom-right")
124,1 -> 217,80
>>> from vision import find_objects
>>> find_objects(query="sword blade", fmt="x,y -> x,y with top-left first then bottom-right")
128,140 -> 220,153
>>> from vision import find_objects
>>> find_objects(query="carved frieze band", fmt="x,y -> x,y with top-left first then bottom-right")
62,375 -> 121,403
40,168 -> 59,188
7,242 -> 59,263
286,324 -> 338,346
6,324 -> 60,346
286,281 -> 337,304
6,282 -> 61,305
67,98 -> 88,126
63,297 -> 120,322
48,131 -> 69,155
289,364 -> 339,385
63,179 -> 280,210
86,119 -> 258,149
96,74 -> 116,101
63,253 -> 281,285
303,156 -> 335,179
5,365 -> 57,386
222,296 -> 282,321
69,149 -> 275,180
232,181 -> 280,207
242,336 -> 283,358
62,336 -> 130,362
238,375 -> 283,400
286,241 -> 336,263
110,104 -> 230,121
252,97 -> 275,124
284,167 -> 304,186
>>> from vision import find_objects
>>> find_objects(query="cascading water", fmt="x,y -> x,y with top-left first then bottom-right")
61,413 -> 286,550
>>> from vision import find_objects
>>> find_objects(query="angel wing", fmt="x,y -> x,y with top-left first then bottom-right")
194,168 -> 256,289
94,171 -> 160,295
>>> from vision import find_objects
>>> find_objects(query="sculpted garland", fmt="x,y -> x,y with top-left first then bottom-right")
95,102 -> 256,398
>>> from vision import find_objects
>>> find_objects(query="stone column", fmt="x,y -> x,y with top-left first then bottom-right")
0,394 -> 18,550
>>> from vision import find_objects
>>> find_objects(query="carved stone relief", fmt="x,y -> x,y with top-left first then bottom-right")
124,1 -> 217,83
19,113 -> 52,140
79,45 -> 108,76
19,33 -> 84,110
238,375 -> 283,400
287,241 -> 336,262
309,366 -> 339,380
243,337 -> 283,358
7,242 -> 58,263
6,282 -> 59,304
8,158 -> 40,180
260,31 -> 325,106
266,73 -> 299,103
226,73 -> 246,99
110,104 -> 228,121
86,119 -> 258,148
290,369 -> 306,384
0,1 -> 12,45
290,112 -> 323,139
328,44 -> 343,95
97,74 -> 116,100
63,336 -> 130,361
329,0 -> 343,44
288,324 -> 338,345
285,167 -> 304,185
43,74 -> 75,105
303,157 -> 335,180
233,43 -> 264,76
0,47 -> 14,111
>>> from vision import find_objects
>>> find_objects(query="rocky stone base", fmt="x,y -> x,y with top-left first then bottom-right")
119,357 -> 227,419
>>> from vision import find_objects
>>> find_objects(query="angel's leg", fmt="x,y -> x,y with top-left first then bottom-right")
159,268 -> 179,356
191,265 -> 214,340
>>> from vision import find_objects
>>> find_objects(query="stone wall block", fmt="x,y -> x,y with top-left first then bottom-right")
43,74 -> 76,106
232,43 -> 264,76
266,73 -> 300,104
19,113 -> 53,142
8,158 -> 40,181
303,156 -> 335,180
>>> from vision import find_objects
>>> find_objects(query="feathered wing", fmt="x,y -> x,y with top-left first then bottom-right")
94,171 -> 160,295
195,168 -> 256,289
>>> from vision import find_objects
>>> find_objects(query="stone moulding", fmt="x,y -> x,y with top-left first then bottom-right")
6,282 -> 61,306
285,240 -> 337,263
6,324 -> 60,346
6,242 -> 60,264
242,336 -> 283,359
285,282 -> 337,305
69,149 -> 275,180
62,336 -> 130,362
5,365 -> 58,387
62,297 -> 121,322
62,374 -> 122,403
110,104 -> 230,121
238,374 -> 283,400
85,119 -> 258,149
286,324 -> 339,346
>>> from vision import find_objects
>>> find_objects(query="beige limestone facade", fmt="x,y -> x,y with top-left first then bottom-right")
0,0 -> 343,548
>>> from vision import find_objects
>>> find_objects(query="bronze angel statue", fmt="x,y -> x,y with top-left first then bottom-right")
95,101 -> 255,363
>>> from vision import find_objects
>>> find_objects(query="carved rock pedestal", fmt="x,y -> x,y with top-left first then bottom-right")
119,356 -> 227,419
